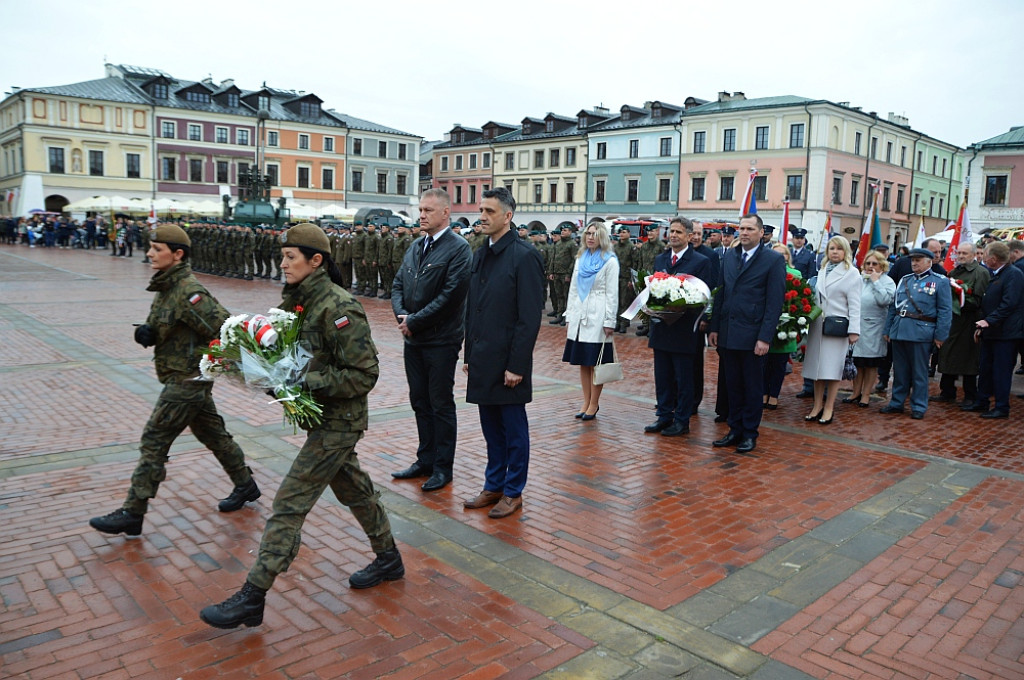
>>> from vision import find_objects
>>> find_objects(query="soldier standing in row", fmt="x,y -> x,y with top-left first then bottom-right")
243,226 -> 256,280
351,224 -> 367,293
391,223 -> 412,283
548,225 -> 575,326
363,223 -> 380,297
635,224 -> 666,337
89,224 -> 260,538
378,224 -> 395,299
533,230 -> 552,309
613,226 -> 637,333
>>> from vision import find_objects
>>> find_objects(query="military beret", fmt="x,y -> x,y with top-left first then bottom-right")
908,247 -> 934,259
617,226 -> 631,234
279,222 -> 330,254
149,223 -> 190,247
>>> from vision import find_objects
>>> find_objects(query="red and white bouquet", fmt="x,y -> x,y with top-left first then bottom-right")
200,306 -> 323,431
623,271 -> 711,325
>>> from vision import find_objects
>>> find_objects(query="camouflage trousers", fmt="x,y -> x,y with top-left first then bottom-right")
339,260 -> 352,290
247,428 -> 395,591
124,381 -> 250,515
551,276 -> 569,315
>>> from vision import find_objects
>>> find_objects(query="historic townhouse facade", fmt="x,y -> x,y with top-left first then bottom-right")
676,93 -> 962,250
432,122 -> 517,223
490,113 -> 588,229
965,126 -> 1024,233
341,113 -> 420,214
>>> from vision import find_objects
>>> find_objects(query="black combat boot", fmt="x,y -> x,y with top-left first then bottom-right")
199,581 -> 266,629
348,548 -> 405,589
89,508 -> 144,536
218,474 -> 261,512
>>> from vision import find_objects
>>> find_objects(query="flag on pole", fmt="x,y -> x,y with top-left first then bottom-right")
739,168 -> 758,218
913,214 -> 927,248
147,203 -> 158,226
855,185 -> 881,267
942,201 -> 974,271
780,198 -> 790,246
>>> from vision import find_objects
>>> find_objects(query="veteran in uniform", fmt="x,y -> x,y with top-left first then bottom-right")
200,223 -> 401,629
89,224 -> 260,537
880,248 -> 952,419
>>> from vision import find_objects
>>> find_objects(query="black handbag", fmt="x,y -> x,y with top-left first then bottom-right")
822,316 -> 850,337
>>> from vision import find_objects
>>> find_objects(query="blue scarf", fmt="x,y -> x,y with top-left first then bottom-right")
577,249 -> 614,301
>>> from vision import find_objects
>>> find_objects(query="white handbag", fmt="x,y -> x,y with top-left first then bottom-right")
592,339 -> 624,385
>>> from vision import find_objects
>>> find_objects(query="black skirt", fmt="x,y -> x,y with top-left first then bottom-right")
853,355 -> 885,368
562,338 -> 615,367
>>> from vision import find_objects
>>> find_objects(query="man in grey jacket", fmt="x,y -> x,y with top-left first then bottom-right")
391,189 -> 472,492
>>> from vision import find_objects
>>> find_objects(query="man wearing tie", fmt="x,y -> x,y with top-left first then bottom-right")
644,217 -> 714,436
390,189 -> 473,492
708,214 -> 786,453
789,227 -> 816,280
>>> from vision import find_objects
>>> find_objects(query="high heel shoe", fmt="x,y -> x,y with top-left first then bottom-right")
574,412 -> 585,419
818,413 -> 834,425
581,407 -> 600,421
763,398 -> 778,410
841,394 -> 861,404
804,409 -> 822,422
857,400 -> 870,408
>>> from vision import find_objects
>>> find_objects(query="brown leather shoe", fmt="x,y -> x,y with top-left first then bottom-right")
487,495 -> 522,519
463,489 -> 502,509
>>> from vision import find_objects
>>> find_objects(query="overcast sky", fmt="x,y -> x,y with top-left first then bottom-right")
3,0 -> 1019,149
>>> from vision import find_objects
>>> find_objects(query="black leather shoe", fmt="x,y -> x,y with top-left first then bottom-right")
795,391 -> 813,399
89,508 -> 143,536
961,402 -> 988,412
879,405 -> 904,414
911,411 -> 925,420
736,438 -> 756,453
200,581 -> 266,629
392,462 -> 433,479
714,414 -> 728,423
660,421 -> 689,436
421,471 -> 452,492
218,474 -> 261,512
928,394 -> 955,403
644,419 -> 672,433
349,548 -> 405,589
635,326 -> 648,337
980,409 -> 1009,419
713,432 -> 741,447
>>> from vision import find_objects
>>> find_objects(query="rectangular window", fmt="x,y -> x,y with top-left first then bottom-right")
468,184 -> 476,204
914,193 -> 920,213
870,136 -> 878,159
189,159 -> 203,182
322,167 -> 334,190
455,155 -> 463,171
88,150 -> 104,176
238,162 -> 249,178
932,156 -> 937,175
397,174 -> 407,195
850,179 -> 860,206
627,179 -> 639,202
985,176 -> 1008,205
266,164 -> 278,186
323,136 -> 334,152
854,132 -> 862,155
161,121 -> 175,138
454,185 -> 462,204
832,177 -> 843,204
126,153 -> 140,179
723,129 -> 736,152
596,142 -> 607,160
941,158 -> 947,177
379,141 -> 387,158
397,143 -> 406,160
534,150 -> 544,168
566,147 -> 576,166
896,187 -> 905,213
216,160 -> 228,184
549,183 -> 558,203
227,93 -> 239,108
377,172 -> 387,193
658,178 -> 671,202
440,156 -> 449,172
298,134 -> 309,150
267,130 -> 278,147
351,170 -> 362,192
719,176 -> 734,200
565,182 -> 574,203
629,139 -> 639,158
188,124 -> 201,141
789,123 -> 804,149
152,83 -> 168,99
660,137 -> 673,156
504,153 -> 514,170
886,142 -> 893,163
900,145 -> 907,167
48,147 -> 65,173
916,150 -> 923,170
469,153 -> 477,170
297,167 -> 310,188
753,175 -> 767,201
353,138 -> 362,155
691,177 -> 705,201
787,175 -> 803,200
755,126 -> 769,150
929,196 -> 935,216
693,131 -> 706,153
257,95 -> 270,110
882,186 -> 891,211
595,179 -> 606,202
237,129 -> 249,145
534,184 -> 543,204
161,157 -> 175,181
938,197 -> 944,216
550,149 -> 560,167
482,152 -> 491,168
216,127 -> 228,144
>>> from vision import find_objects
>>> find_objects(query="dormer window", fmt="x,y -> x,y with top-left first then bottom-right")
227,93 -> 239,107
483,128 -> 491,140
523,123 -> 531,134
458,132 -> 465,143
185,91 -> 210,103
622,110 -> 631,121
152,83 -> 168,99
546,120 -> 554,132
578,116 -> 588,128
299,101 -> 319,117
258,95 -> 270,111
652,106 -> 662,118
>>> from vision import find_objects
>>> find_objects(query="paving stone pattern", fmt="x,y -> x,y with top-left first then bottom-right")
1,246 -> 1023,679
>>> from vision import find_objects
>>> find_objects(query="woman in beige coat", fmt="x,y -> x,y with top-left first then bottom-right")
802,236 -> 861,424
562,222 -> 619,420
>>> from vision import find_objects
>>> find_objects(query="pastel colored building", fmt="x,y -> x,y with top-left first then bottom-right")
965,126 -> 1024,232
432,123 -> 516,223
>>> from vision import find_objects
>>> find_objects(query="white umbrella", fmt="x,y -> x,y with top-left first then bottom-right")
287,203 -> 319,220
153,197 -> 188,214
105,195 -> 137,213
189,200 -> 225,216
65,195 -> 113,212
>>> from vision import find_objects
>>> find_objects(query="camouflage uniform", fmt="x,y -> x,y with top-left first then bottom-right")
242,227 -> 256,280
613,238 -> 638,332
635,235 -> 665,334
123,262 -> 252,515
247,266 -> 393,591
351,227 -> 366,293
363,228 -> 380,296
271,230 -> 283,280
336,230 -> 353,290
550,238 -> 575,320
377,227 -> 394,298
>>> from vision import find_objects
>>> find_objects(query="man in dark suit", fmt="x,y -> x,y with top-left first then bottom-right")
688,222 -> 719,415
645,217 -> 714,436
964,241 -> 1024,418
462,187 -> 545,519
708,214 -> 786,453
391,189 -> 473,492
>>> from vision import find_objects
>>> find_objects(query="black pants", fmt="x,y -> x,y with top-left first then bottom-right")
721,348 -> 767,440
404,342 -> 460,475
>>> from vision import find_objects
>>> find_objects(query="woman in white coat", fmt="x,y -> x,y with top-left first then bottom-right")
803,236 -> 861,424
562,222 -> 619,420
844,250 -> 896,406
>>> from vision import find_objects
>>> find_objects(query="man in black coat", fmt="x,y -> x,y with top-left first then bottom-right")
391,188 -> 473,492
964,241 -> 1024,418
462,188 -> 544,519
644,217 -> 714,436
708,214 -> 786,453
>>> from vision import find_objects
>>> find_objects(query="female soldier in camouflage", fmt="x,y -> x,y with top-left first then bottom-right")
200,223 -> 402,629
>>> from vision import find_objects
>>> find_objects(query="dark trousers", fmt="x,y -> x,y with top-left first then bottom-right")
939,373 -> 977,401
478,404 -> 530,498
714,347 -> 729,417
653,350 -> 694,424
764,353 -> 790,399
721,348 -> 767,439
877,340 -> 893,385
691,343 -> 705,414
890,340 -> 931,414
977,339 -> 1017,412
404,342 -> 460,475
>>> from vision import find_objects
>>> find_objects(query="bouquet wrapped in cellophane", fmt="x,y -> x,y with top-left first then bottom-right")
622,270 -> 711,326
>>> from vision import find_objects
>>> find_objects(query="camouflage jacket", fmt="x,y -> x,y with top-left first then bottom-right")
392,234 -> 412,268
550,239 -> 576,275
281,267 -> 379,431
145,263 -> 228,384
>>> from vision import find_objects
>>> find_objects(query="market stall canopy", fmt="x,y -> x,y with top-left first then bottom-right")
287,203 -> 319,220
